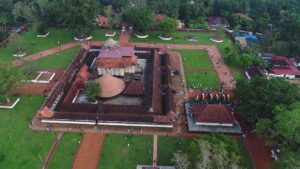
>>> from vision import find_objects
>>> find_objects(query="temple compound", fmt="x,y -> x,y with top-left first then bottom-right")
31,39 -> 175,132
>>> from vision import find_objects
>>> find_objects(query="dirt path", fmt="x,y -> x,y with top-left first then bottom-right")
243,133 -> 273,169
72,133 -> 105,169
119,31 -> 131,44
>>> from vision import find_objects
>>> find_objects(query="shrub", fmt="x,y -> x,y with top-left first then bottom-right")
85,81 -> 100,102
36,23 -> 48,35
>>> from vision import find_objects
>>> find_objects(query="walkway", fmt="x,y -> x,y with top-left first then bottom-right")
119,31 -> 131,44
72,133 -> 105,169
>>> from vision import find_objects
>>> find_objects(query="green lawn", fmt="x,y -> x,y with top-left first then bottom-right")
158,136 -> 254,169
0,28 -> 74,62
48,133 -> 83,169
131,30 -> 239,71
0,28 -> 119,62
185,72 -> 221,89
90,29 -> 120,41
177,50 -> 213,69
0,95 -> 56,169
29,47 -> 80,69
233,71 -> 244,81
99,134 -> 152,169
158,136 -> 195,166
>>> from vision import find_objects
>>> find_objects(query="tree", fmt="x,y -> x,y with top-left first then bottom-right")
12,1 -> 36,22
159,17 -> 178,35
104,5 -> 118,29
36,22 -> 48,35
123,5 -> 154,33
0,14 -> 8,32
0,61 -> 26,103
85,81 -> 100,102
54,0 -> 100,36
234,77 -> 299,122
171,151 -> 190,169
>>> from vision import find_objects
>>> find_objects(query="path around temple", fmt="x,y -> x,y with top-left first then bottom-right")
71,133 -> 105,169
12,32 -> 271,169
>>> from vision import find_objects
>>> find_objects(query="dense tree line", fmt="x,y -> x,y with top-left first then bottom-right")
1,0 -> 300,55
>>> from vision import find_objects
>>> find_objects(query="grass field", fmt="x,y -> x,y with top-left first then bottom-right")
158,136 -> 254,169
48,133 -> 83,169
0,27 -> 119,62
99,134 -> 152,169
29,47 -> 80,69
0,95 -> 56,169
90,29 -> 120,41
177,50 -> 213,69
0,28 -> 74,62
185,72 -> 221,89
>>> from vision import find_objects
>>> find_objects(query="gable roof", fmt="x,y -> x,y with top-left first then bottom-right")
192,104 -> 235,124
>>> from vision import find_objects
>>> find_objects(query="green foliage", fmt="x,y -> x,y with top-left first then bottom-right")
224,46 -> 267,68
234,77 -> 299,122
85,81 -> 100,102
159,17 -> 178,35
171,133 -> 242,169
0,61 -> 26,103
36,22 -> 48,35
123,5 -> 154,33
0,30 -> 8,42
104,5 -> 118,29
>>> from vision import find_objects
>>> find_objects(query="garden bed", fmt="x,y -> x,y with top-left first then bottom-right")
210,36 -> 224,43
158,34 -> 172,41
105,31 -> 116,37
0,98 -> 20,109
37,32 -> 50,38
30,71 -> 55,83
74,35 -> 93,41
12,52 -> 27,57
135,33 -> 149,39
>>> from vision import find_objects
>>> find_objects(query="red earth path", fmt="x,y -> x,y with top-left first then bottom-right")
71,133 -> 105,169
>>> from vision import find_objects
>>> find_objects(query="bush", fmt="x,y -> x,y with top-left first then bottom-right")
85,81 -> 100,102
36,23 -> 48,35
0,30 -> 8,42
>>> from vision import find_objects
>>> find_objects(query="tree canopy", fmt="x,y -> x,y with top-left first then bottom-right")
234,77 -> 299,122
159,17 -> 178,35
171,133 -> 242,169
85,81 -> 100,102
0,61 -> 26,103
123,5 -> 154,33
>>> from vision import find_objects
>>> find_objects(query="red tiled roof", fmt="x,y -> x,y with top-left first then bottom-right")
97,15 -> 108,27
192,104 -> 235,124
98,47 -> 135,58
123,81 -> 144,95
270,56 -> 300,76
96,55 -> 137,68
155,14 -> 166,22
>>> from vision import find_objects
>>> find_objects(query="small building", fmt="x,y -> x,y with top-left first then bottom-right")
264,55 -> 300,79
192,104 -> 235,127
245,66 -> 265,80
291,56 -> 300,67
96,15 -> 108,28
94,38 -> 139,76
235,37 -> 248,48
177,20 -> 185,29
186,103 -> 241,133
207,16 -> 230,30
155,14 -> 166,23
